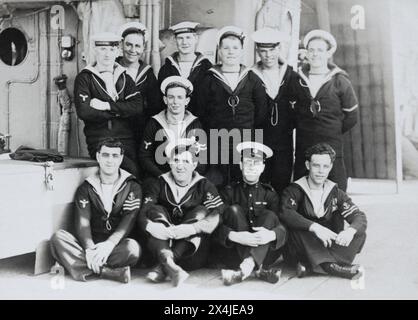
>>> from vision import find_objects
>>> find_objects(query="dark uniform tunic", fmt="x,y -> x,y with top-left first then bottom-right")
138,110 -> 205,178
158,52 -> 212,110
251,61 -> 300,194
74,63 -> 143,176
293,64 -> 359,191
280,177 -> 367,273
213,180 -> 287,268
50,169 -> 142,281
116,58 -> 163,149
138,172 -> 224,270
193,65 -> 268,186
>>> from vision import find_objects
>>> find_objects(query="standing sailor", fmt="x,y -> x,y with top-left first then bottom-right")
117,22 -> 162,172
293,30 -> 359,191
158,21 -> 212,110
74,32 -> 143,177
251,27 -> 300,194
194,26 -> 268,187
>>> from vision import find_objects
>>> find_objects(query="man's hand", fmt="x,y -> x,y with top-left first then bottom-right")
228,231 -> 259,247
335,227 -> 356,247
252,227 -> 276,245
146,221 -> 175,240
309,223 -> 337,248
85,245 -> 101,274
170,224 -> 196,240
90,98 -> 110,111
92,241 -> 115,269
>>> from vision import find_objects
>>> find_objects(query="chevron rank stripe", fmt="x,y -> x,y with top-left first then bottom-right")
341,205 -> 358,217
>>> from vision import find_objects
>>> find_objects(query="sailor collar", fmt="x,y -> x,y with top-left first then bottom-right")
161,171 -> 204,204
152,110 -> 197,141
167,52 -> 207,77
294,176 -> 336,209
251,60 -> 288,100
84,62 -> 126,100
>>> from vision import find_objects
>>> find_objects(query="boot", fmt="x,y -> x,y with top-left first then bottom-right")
321,262 -> 363,279
100,266 -> 130,283
256,267 -> 281,284
146,264 -> 167,283
221,269 -> 243,286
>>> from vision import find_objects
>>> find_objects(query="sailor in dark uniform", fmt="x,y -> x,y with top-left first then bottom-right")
214,141 -> 287,285
158,21 -> 212,110
193,26 -> 268,187
74,32 -> 143,177
138,139 -> 223,287
251,27 -> 300,194
117,22 -> 162,177
280,143 -> 367,279
293,30 -> 359,191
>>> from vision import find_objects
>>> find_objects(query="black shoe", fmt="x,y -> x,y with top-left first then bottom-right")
146,264 -> 167,283
256,267 -> 281,284
100,266 -> 130,283
221,269 -> 243,286
296,262 -> 308,278
321,262 -> 363,279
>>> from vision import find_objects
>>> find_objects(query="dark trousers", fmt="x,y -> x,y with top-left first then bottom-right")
294,155 -> 348,191
217,205 -> 284,268
50,229 -> 141,281
88,138 -> 140,179
285,229 -> 366,273
144,205 -> 210,271
262,148 -> 293,194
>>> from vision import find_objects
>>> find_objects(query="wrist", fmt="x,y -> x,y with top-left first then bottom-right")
228,231 -> 238,242
346,226 -> 357,235
309,223 -> 319,233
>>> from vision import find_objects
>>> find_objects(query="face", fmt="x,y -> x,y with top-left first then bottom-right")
175,33 -> 197,55
122,33 -> 145,63
305,154 -> 333,185
306,38 -> 331,68
169,151 -> 198,184
94,45 -> 119,67
218,36 -> 243,67
257,45 -> 281,68
240,157 -> 265,184
163,86 -> 190,115
96,146 -> 123,176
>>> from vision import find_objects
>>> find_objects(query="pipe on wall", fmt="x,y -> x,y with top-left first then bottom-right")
151,0 -> 160,73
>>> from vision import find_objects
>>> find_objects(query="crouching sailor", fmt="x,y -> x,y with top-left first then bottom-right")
138,139 -> 223,286
50,138 -> 142,283
214,141 -> 287,285
280,143 -> 367,279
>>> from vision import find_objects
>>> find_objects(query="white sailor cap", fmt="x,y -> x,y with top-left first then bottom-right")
91,32 -> 121,46
236,141 -> 273,161
160,76 -> 194,96
217,25 -> 246,45
303,29 -> 337,54
169,21 -> 199,35
252,27 -> 290,48
119,22 -> 148,41
165,138 -> 201,159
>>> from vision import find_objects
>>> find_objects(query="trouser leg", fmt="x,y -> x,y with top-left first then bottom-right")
106,238 -> 141,268
50,229 -> 93,281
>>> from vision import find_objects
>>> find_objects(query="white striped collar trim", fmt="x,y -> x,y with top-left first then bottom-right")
161,172 -> 204,204
297,66 -> 342,98
152,110 -> 197,141
209,65 -> 251,92
251,62 -> 288,99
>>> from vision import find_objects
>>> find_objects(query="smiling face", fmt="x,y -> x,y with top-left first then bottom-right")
94,45 -> 119,68
121,33 -> 145,63
305,154 -> 333,186
175,32 -> 197,55
96,145 -> 123,176
218,36 -> 243,67
169,151 -> 197,185
163,86 -> 190,115
306,38 -> 331,69
257,45 -> 281,69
